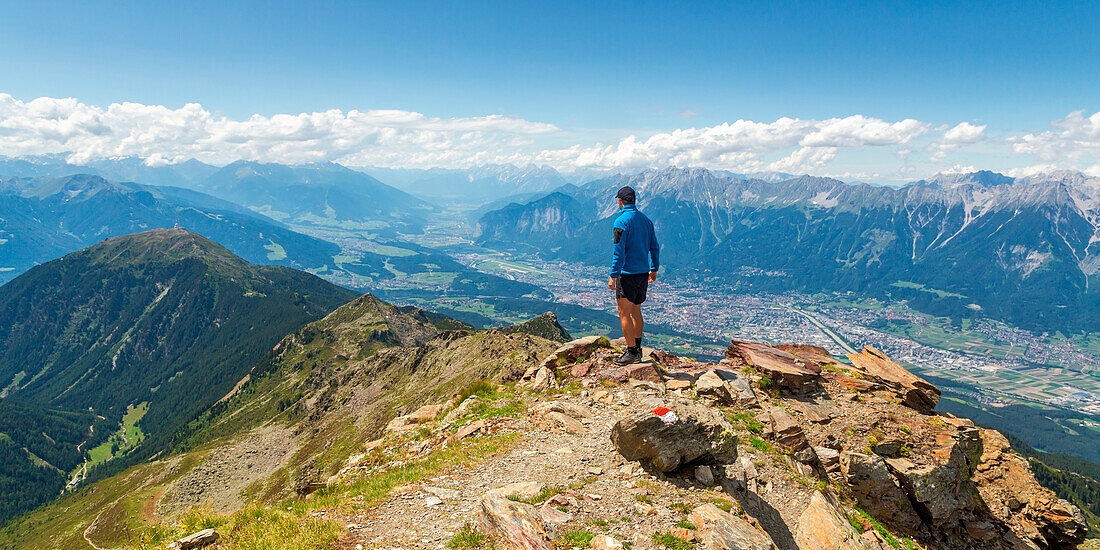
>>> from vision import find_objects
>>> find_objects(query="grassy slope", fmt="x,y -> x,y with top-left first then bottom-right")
0,296 -> 555,549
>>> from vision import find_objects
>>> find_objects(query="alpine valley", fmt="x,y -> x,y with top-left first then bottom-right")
476,168 -> 1100,334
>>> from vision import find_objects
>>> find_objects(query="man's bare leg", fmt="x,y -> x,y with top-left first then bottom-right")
630,302 -> 644,348
617,297 -> 637,346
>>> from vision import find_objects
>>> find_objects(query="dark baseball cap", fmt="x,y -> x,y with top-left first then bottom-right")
616,186 -> 636,204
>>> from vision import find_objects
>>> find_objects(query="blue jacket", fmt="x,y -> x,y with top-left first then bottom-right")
610,204 -> 660,278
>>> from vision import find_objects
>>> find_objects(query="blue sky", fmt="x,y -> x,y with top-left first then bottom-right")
2,1 -> 1098,180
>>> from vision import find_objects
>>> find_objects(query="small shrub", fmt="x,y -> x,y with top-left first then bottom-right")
675,520 -> 696,530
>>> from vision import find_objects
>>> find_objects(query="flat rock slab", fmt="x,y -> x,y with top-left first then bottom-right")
176,528 -> 218,550
727,340 -> 821,394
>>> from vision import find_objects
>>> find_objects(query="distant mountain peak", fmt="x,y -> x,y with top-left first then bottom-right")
922,170 -> 1014,188
82,227 -> 244,269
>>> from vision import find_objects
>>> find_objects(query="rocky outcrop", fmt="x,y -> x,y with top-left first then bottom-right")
883,428 -> 983,527
385,403 -> 444,432
843,452 -> 921,532
972,429 -> 1089,548
537,335 -> 611,370
767,406 -> 817,464
846,346 -> 940,412
610,398 -> 737,472
498,312 -> 572,342
726,340 -> 821,394
343,334 -> 1086,550
688,503 -> 775,550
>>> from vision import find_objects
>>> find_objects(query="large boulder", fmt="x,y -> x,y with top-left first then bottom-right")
610,399 -> 737,472
884,436 -> 982,527
688,503 -> 775,550
842,452 -> 921,532
727,341 -> 821,394
845,346 -> 940,412
479,491 -> 553,550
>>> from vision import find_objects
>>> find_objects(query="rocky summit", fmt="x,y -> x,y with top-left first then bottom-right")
323,336 -> 1086,549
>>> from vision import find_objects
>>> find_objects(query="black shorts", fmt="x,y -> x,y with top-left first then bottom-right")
614,273 -> 649,305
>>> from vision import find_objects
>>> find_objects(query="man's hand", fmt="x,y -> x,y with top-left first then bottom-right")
648,271 -> 658,283
608,277 -> 616,290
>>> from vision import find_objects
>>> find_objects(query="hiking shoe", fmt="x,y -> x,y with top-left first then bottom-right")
614,346 -> 642,366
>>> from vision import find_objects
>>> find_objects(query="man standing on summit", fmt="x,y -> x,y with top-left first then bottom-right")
608,186 -> 660,366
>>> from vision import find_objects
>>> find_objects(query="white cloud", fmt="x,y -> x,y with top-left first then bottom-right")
9,93 -> 1090,181
678,110 -> 699,118
926,121 -> 986,161
942,122 -> 987,145
0,93 -> 558,168
1010,110 -> 1100,161
533,115 -> 929,172
1004,164 -> 1060,177
768,147 -> 838,172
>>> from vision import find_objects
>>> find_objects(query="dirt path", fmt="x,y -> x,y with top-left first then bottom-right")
326,387 -> 804,550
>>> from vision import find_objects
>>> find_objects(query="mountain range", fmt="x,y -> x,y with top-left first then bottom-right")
475,168 -> 1100,333
191,161 -> 436,233
0,174 -> 347,284
364,163 -> 572,202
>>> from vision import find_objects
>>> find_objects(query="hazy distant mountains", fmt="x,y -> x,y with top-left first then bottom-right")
475,168 -> 1100,333
0,174 -> 342,284
193,161 -> 436,233
0,156 -> 438,234
365,163 -> 572,202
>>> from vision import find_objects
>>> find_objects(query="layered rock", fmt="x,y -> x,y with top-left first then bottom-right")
843,452 -> 921,532
846,346 -> 940,412
726,340 -> 821,394
972,429 -> 1089,548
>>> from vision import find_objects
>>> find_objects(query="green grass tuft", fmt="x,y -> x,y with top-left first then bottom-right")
447,523 -> 490,548
651,532 -> 694,549
559,530 -> 595,547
